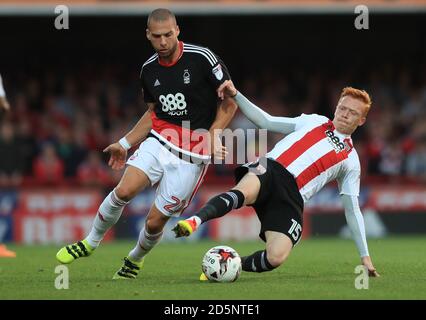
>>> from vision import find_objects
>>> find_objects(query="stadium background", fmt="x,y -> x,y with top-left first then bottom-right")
0,0 -> 425,247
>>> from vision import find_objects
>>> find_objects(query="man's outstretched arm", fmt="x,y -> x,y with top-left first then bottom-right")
341,194 -> 380,277
103,103 -> 154,170
217,80 -> 297,135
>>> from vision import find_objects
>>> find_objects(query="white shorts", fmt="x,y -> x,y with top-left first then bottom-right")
127,137 -> 208,217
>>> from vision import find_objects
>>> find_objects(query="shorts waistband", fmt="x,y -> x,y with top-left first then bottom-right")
147,132 -> 209,165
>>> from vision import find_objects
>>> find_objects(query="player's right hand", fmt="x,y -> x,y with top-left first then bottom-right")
103,142 -> 127,170
217,80 -> 237,100
211,133 -> 228,161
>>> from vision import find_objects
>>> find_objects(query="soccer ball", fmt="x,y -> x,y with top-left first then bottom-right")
201,245 -> 242,282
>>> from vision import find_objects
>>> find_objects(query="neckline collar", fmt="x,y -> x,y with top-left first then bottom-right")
158,41 -> 184,67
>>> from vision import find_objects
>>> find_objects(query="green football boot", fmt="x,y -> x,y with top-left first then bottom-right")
172,218 -> 198,238
56,239 -> 94,264
199,273 -> 208,281
112,256 -> 144,280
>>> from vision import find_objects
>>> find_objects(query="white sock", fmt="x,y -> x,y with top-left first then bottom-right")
85,189 -> 128,248
129,227 -> 163,262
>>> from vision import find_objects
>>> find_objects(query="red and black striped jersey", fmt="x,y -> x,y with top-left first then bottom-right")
140,41 -> 231,158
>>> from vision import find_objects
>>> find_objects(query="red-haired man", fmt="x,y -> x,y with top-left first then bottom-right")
174,80 -> 380,278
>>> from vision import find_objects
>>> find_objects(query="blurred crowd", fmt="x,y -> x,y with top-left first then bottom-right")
0,63 -> 425,188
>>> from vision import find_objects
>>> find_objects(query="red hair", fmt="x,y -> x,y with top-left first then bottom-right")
340,87 -> 372,116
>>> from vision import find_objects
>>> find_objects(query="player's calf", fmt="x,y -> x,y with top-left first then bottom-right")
172,190 -> 245,238
241,250 -> 278,273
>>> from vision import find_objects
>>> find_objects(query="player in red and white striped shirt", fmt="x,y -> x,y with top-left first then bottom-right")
174,80 -> 380,278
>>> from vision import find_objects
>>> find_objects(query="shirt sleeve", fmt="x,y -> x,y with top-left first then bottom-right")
294,113 -> 328,131
337,158 -> 361,197
139,67 -> 156,103
234,92 -> 299,134
203,52 -> 231,90
341,194 -> 369,257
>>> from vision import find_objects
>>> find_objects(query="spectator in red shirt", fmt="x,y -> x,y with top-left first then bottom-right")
33,142 -> 64,185
77,150 -> 111,187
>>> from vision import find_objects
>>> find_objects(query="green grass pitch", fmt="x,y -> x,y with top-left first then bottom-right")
0,236 -> 425,300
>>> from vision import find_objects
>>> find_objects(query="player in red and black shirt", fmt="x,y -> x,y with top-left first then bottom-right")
141,39 -> 234,161
56,8 -> 238,280
125,9 -> 236,164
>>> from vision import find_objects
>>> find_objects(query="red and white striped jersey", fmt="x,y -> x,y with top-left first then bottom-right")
266,114 -> 361,202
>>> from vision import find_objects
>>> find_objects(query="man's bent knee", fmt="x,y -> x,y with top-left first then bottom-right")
115,166 -> 151,202
265,233 -> 293,267
235,173 -> 261,206
114,185 -> 138,202
265,251 -> 287,268
145,208 -> 169,234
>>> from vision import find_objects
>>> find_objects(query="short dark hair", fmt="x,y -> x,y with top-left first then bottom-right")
147,8 -> 177,28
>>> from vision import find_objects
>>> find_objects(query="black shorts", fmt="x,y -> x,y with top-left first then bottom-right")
234,157 -> 304,246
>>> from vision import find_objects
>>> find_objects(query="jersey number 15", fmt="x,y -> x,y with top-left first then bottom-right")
288,218 -> 302,242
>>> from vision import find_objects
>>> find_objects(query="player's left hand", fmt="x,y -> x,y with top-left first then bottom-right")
361,256 -> 380,277
367,268 -> 380,277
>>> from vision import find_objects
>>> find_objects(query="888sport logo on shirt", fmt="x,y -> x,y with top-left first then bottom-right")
159,93 -> 188,116
325,130 -> 345,153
